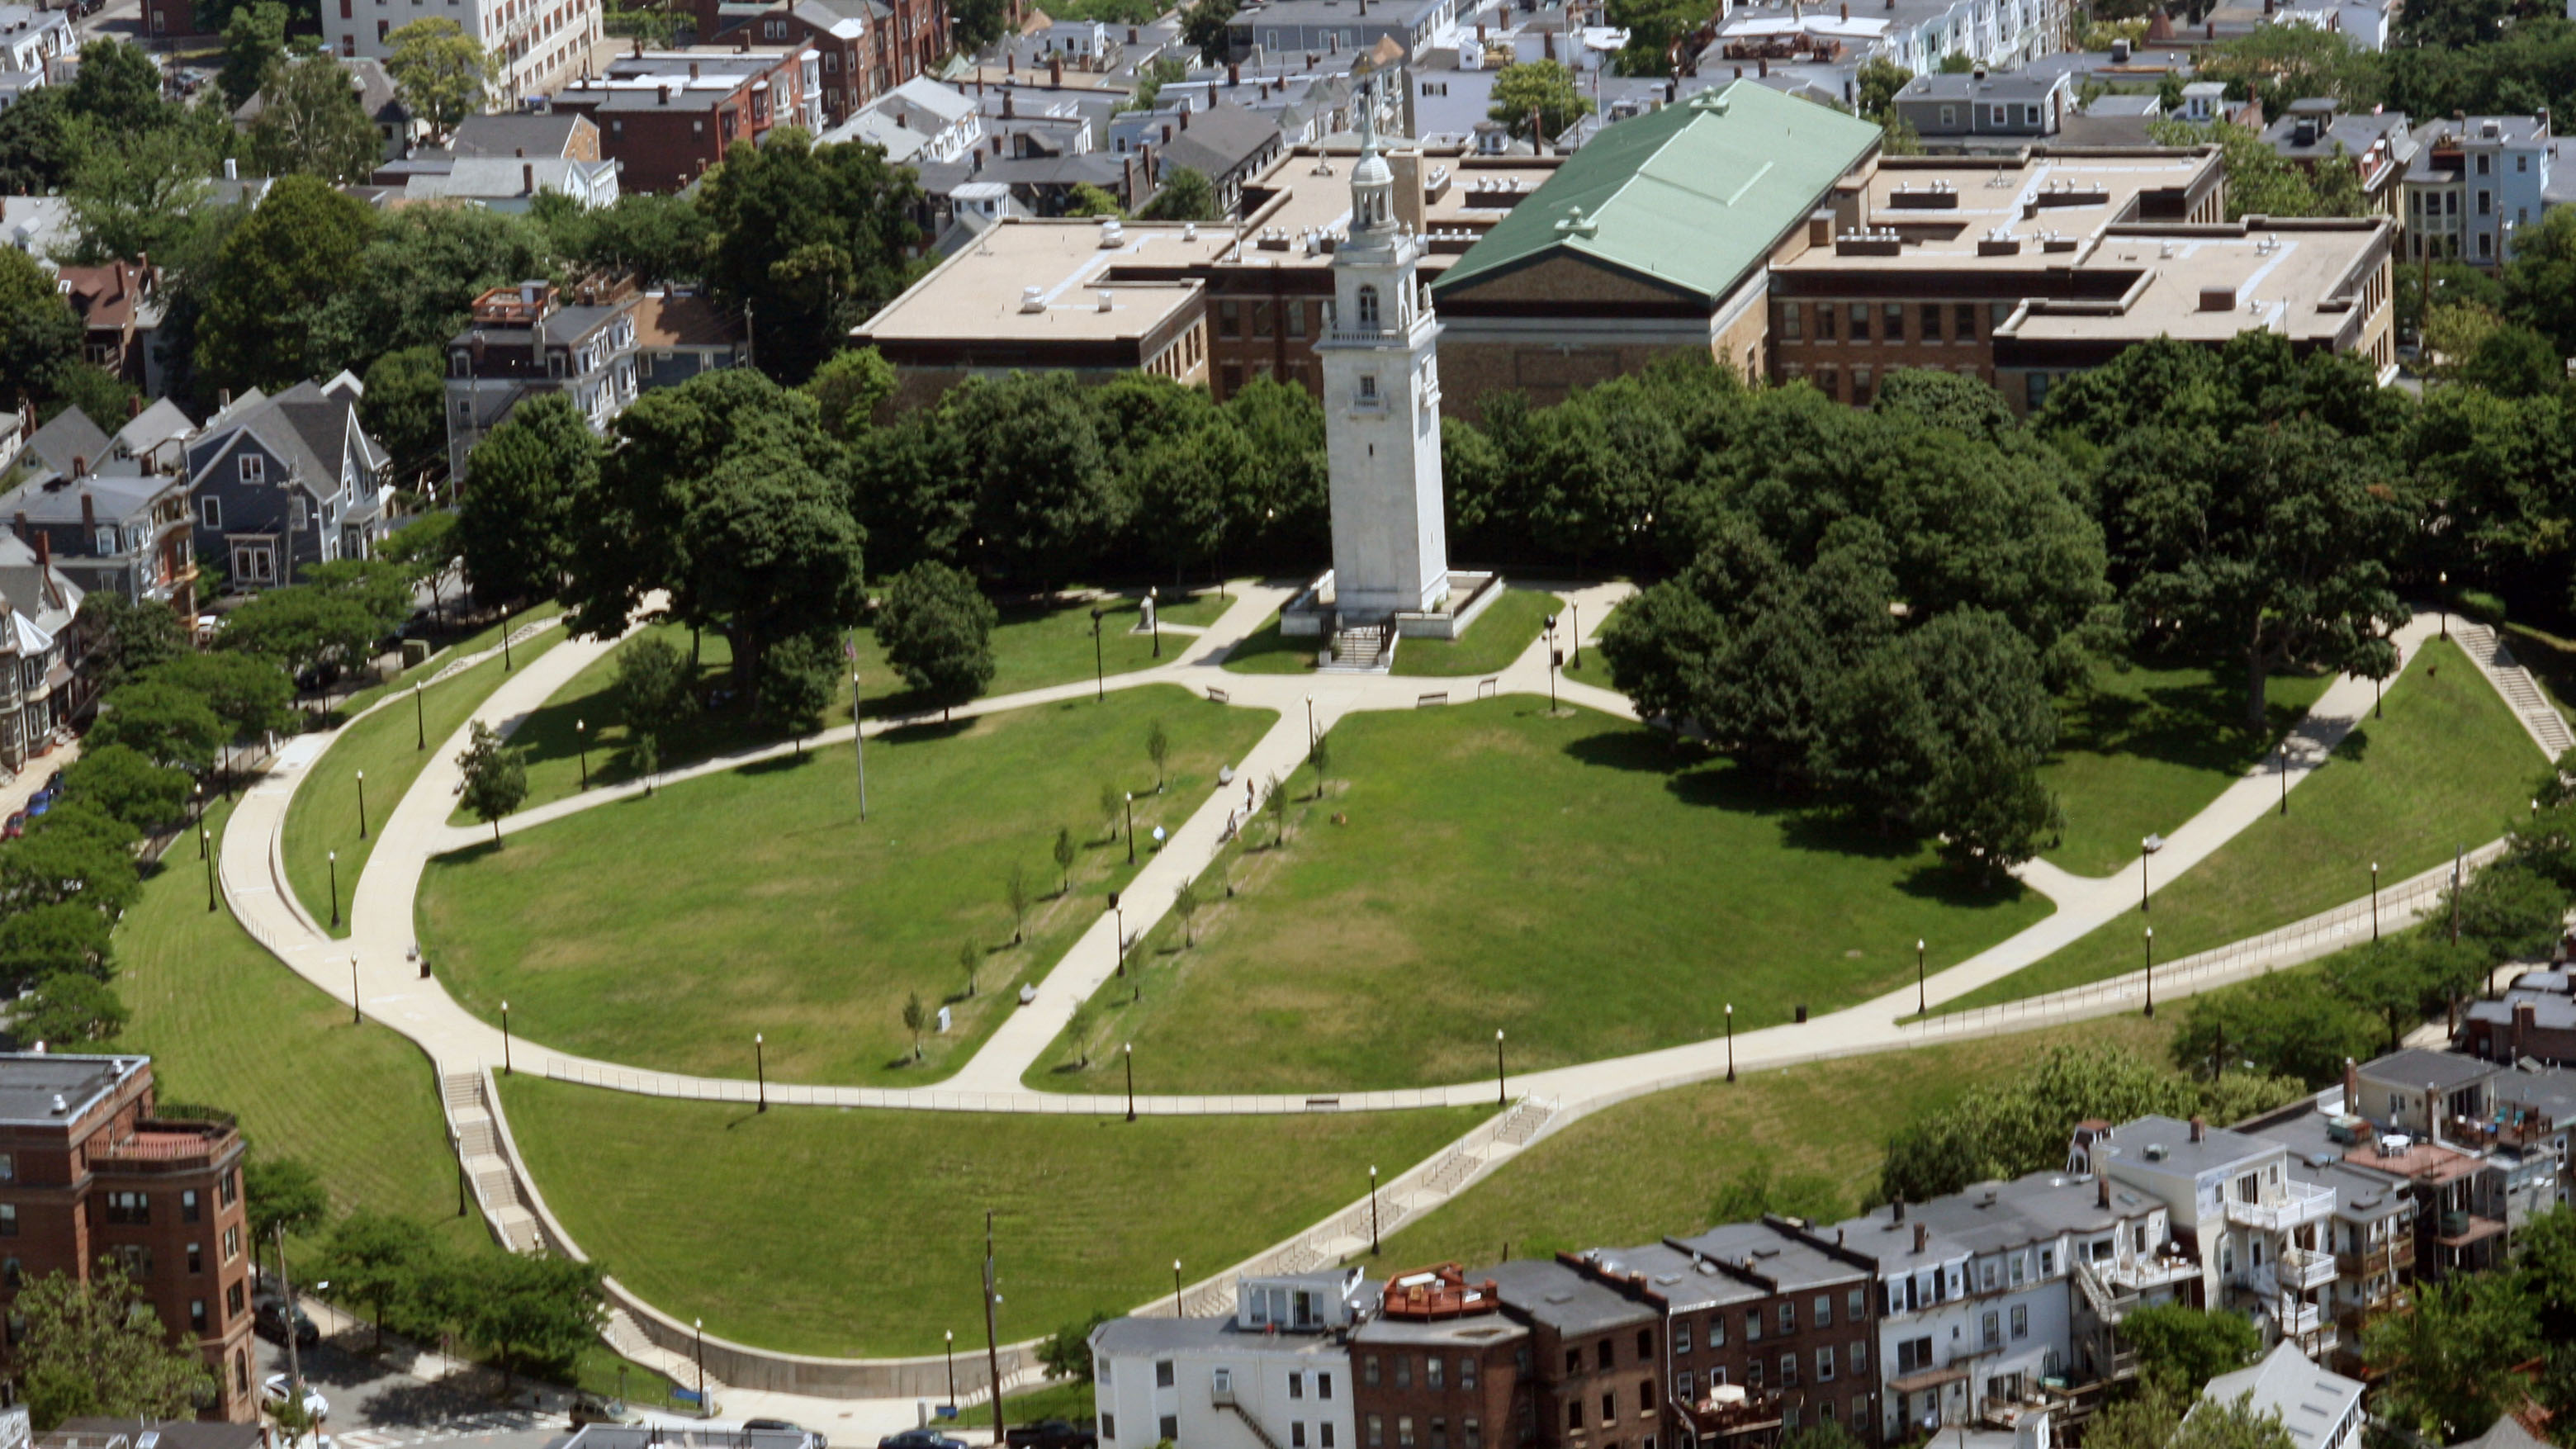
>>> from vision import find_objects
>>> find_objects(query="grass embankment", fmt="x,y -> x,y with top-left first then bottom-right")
477,591 -> 1232,817
1042,698 -> 2053,1094
335,603 -> 566,719
1377,1013 -> 2170,1267
420,687 -> 1276,1084
284,631 -> 566,937
2039,659 -> 2334,878
1219,590 -> 1562,679
1948,637 -> 2539,1010
109,801 -> 669,1400
495,1073 -> 1486,1359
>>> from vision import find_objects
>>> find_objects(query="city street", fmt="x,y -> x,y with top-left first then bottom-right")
253,1310 -> 564,1449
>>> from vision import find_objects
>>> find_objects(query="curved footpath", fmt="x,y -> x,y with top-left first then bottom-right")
216,592 -> 2558,1412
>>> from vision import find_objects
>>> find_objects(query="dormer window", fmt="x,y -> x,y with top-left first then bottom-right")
237,453 -> 263,483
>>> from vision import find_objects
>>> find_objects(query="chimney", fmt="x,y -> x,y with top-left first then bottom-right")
218,389 -> 232,409
2343,1058 -> 2360,1115
1181,108 -> 1190,130
1049,54 -> 1063,84
78,492 -> 92,532
69,455 -> 85,479
1912,1223 -> 1930,1252
660,83 -> 673,104
523,162 -> 536,193
515,145 -> 527,157
1229,62 -> 1240,85
2426,1082 -> 2440,1141
1759,58 -> 1768,75
2187,1115 -> 2204,1143
126,393 -> 142,420
1004,88 -> 1016,116
10,512 -> 23,542
2096,1174 -> 2110,1209
2515,1000 -> 2539,1052
689,61 -> 701,78
32,532 -> 47,572
1892,1197 -> 1906,1223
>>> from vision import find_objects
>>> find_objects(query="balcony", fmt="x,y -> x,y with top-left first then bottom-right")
2334,1238 -> 2415,1277
2268,1248 -> 2337,1293
2223,1179 -> 2334,1233
92,1116 -> 238,1175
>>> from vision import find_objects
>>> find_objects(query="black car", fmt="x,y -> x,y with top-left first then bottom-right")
253,1295 -> 320,1348
1004,1421 -> 1096,1449
877,1432 -> 960,1449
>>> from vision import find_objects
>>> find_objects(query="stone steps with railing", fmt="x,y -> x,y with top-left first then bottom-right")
2451,621 -> 2574,758
1320,624 -> 1395,674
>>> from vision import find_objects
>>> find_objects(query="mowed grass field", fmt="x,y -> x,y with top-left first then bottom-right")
2038,659 -> 2335,878
286,630 -> 567,936
496,1073 -> 1486,1358
1044,698 -> 2056,1094
108,801 -> 669,1399
419,687 -> 1278,1084
1376,1013 -> 2172,1267
479,590 -> 1234,817
1948,637 -> 2540,1009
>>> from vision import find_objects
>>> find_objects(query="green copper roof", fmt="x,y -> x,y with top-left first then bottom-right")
1433,81 -> 1882,307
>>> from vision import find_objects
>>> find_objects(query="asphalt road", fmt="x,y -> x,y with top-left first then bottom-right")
254,1328 -> 568,1449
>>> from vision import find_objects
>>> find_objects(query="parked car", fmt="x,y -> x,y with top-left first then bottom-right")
570,1396 -> 642,1428
3,812 -> 24,841
261,1373 -> 330,1421
1004,1421 -> 1096,1449
253,1295 -> 320,1348
878,1432 -> 962,1449
751,1422 -> 826,1448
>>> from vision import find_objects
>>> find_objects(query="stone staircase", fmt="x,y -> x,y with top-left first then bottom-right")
603,1302 -> 730,1402
2450,621 -> 2575,759
1320,623 -> 1395,674
442,1070 -> 543,1252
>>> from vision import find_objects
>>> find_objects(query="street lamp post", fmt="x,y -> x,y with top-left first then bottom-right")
501,1000 -> 512,1075
1125,792 -> 1136,865
1149,586 -> 1162,659
2143,929 -> 2155,1018
1915,939 -> 1927,1016
1090,608 -> 1106,703
850,674 -> 869,821
1494,1029 -> 1506,1106
1110,892 -> 1125,976
1305,694 -> 1316,756
2371,862 -> 2381,941
1369,1166 -> 1380,1255
197,786 -> 206,856
1570,603 -> 1580,670
503,608 -> 514,671
755,1033 -> 766,1111
202,830 -> 215,912
576,718 -> 589,789
327,850 -> 340,929
1544,616 -> 1561,713
694,1318 -> 706,1413
1725,1002 -> 1735,1082
945,1330 -> 958,1409
350,954 -> 362,1025
2440,571 -> 2450,641
1125,1042 -> 1136,1121
1173,1259 -> 1185,1316
2279,743 -> 2289,817
414,681 -> 425,750
356,769 -> 367,839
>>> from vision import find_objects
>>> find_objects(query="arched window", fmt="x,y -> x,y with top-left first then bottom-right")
1356,286 -> 1380,328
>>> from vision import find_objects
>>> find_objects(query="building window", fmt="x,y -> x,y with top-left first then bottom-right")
1357,286 -> 1380,327
1156,1361 -> 1175,1388
1940,104 -> 1955,128
223,1225 -> 240,1262
226,1280 -> 244,1317
1816,305 -> 1837,342
1397,1357 -> 1413,1389
1851,367 -> 1873,405
1851,1340 -> 1867,1374
0,1205 -> 13,1238
1102,1417 -> 1118,1440
1849,304 -> 1869,342
2477,153 -> 2491,175
1779,1353 -> 1797,1388
107,1191 -> 149,1224
1428,1358 -> 1443,1390
1324,1428 -> 1337,1449
2026,372 -> 2050,410
1982,1311 -> 2000,1347
1882,303 -> 1903,342
1708,1314 -> 1725,1347
1289,302 -> 1309,339
1158,1419 -> 1177,1442
191,1299 -> 207,1333
1399,1418 -> 1417,1449
1678,1371 -> 1694,1400
1636,1329 -> 1654,1359
1675,1320 -> 1693,1355
1370,1416 -> 1385,1448
2011,1305 -> 2028,1340
182,1189 -> 201,1223
1321,1374 -> 1334,1400
1295,1425 -> 1309,1447
1600,1395 -> 1615,1427
1747,1359 -> 1763,1390
0,1155 -> 12,1184
236,453 -> 263,483
1780,303 -> 1802,342
2479,190 -> 2493,215
1637,1382 -> 1652,1416
187,1242 -> 202,1274
1460,1360 -> 1475,1391
1817,1347 -> 1835,1382
1432,1420 -> 1447,1449
1464,1422 -> 1480,1449
1814,367 -> 1838,401
1920,304 -> 1943,342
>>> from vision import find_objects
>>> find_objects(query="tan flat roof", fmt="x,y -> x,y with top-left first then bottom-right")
2007,220 -> 2388,345
858,219 -> 1215,343
1780,149 -> 2220,274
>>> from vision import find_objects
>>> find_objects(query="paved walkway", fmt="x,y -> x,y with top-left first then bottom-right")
215,585 -> 2555,1403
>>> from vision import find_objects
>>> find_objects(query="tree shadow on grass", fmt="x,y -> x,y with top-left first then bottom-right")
2052,661 -> 2327,774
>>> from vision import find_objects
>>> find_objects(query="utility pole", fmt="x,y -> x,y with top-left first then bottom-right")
276,1222 -> 306,1432
983,1211 -> 1007,1449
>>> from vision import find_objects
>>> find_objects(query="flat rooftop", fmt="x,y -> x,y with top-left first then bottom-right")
857,220 -> 1211,344
1777,149 -> 2221,275
0,1054 -> 142,1127
2005,220 -> 2388,347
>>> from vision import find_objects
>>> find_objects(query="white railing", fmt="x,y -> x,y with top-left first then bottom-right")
2225,1178 -> 2336,1233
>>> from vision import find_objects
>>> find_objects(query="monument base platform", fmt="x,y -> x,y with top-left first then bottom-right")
1281,571 -> 1504,672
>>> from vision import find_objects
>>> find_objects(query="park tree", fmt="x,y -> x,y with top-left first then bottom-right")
244,1153 -> 329,1295
247,48 -> 386,182
0,904 -> 112,993
2365,1273 -> 2541,1440
2502,205 -> 2576,353
2446,859 -> 2569,963
804,346 -> 897,440
1054,825 -> 1077,895
2459,323 -> 2564,398
1006,863 -> 1031,945
458,720 -> 529,842
1131,416 -> 1256,587
63,122 -> 219,270
457,1251 -> 605,1393
1139,166 -> 1219,221
322,1210 -> 438,1350
1878,1046 -> 2200,1205
698,130 -> 923,381
902,992 -> 927,1060
949,372 -> 1127,585
959,937 -> 981,996
0,826 -> 140,921
2169,973 -> 2380,1087
461,392 -> 598,603
386,18 -> 497,142
1488,61 -> 1594,142
877,561 -> 997,721
758,630 -> 839,736
60,745 -> 189,834
2122,1304 -> 2263,1395
613,636 -> 695,745
14,1262 -> 214,1429
17,973 -> 127,1044
1181,0 -> 1234,57
195,175 -> 376,393
1265,772 -> 1288,845
216,1 -> 288,109
1173,871 -> 1200,947
215,586 -> 382,681
540,191 -> 711,287
64,39 -> 172,137
91,680 -> 226,772
362,346 -> 452,475
150,651 -> 301,741
377,512 -> 465,626
1040,1313 -> 1115,1380
1147,718 -> 1171,793
682,448 -> 869,709
73,592 -> 186,689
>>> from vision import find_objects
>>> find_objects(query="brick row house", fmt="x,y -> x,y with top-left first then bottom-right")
0,1054 -> 257,1422
550,49 -> 823,192
709,0 -> 949,126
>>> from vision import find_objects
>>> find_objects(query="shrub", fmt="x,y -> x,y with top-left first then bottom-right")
2456,590 -> 2507,627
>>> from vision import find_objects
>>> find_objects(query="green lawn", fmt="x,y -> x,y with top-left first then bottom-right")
286,632 -> 567,936
2504,622 -> 2576,724
1946,636 -> 2540,1010
107,803 -> 671,1402
495,1073 -> 1485,1358
1042,698 -> 2053,1094
485,591 -> 1231,817
2039,659 -> 2336,878
1390,590 -> 1563,679
954,1380 -> 1096,1428
1218,618 -> 1316,674
420,687 -> 1277,1085
1379,1013 -> 2171,1267
334,603 -> 565,720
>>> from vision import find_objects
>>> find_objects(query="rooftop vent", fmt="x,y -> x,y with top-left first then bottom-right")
1099,217 -> 1125,247
49,1094 -> 64,1115
1098,289 -> 1115,312
2143,1143 -> 2170,1162
1020,286 -> 1045,314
